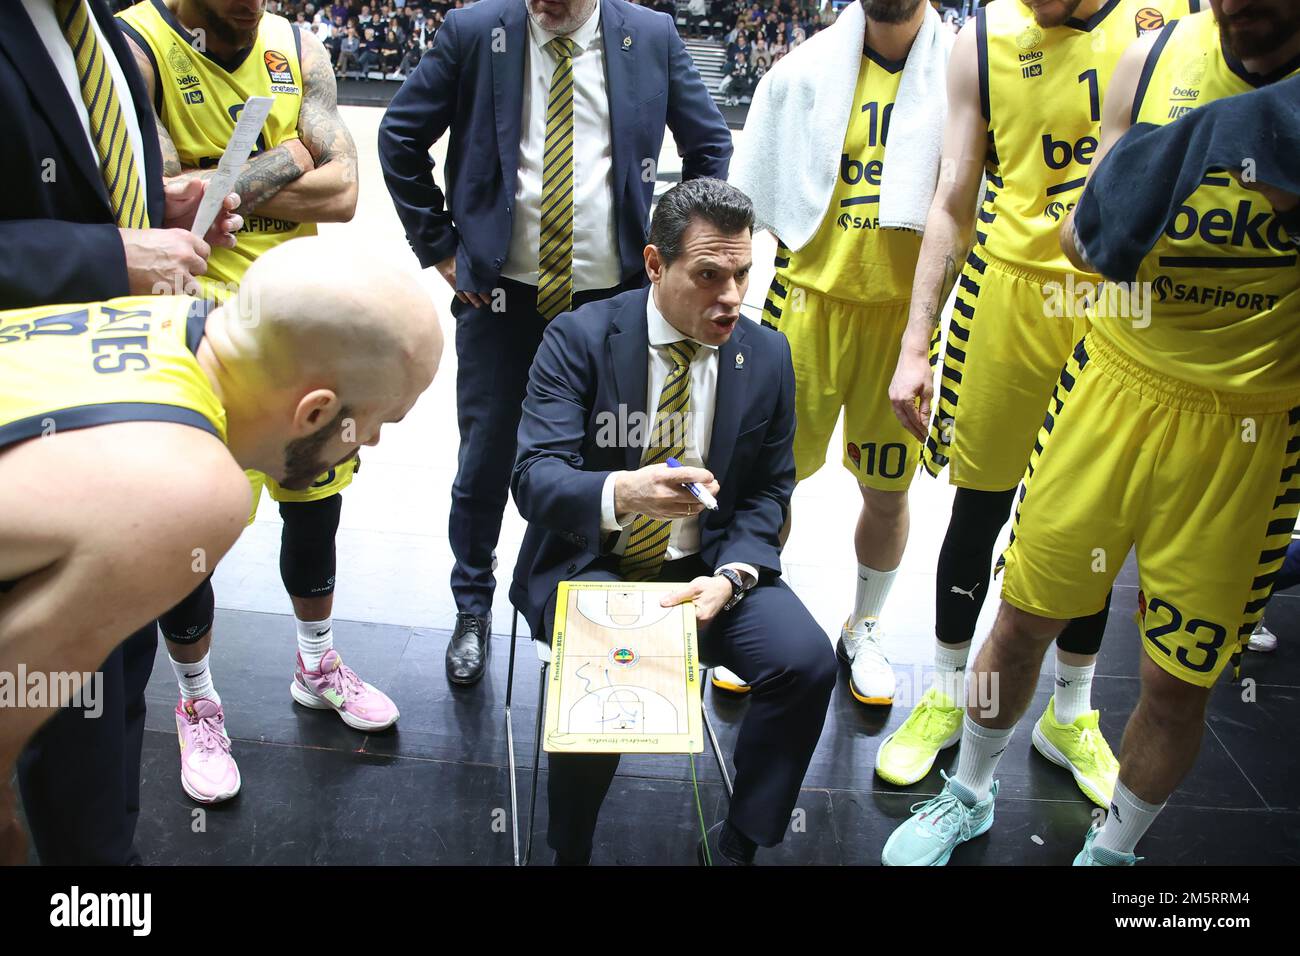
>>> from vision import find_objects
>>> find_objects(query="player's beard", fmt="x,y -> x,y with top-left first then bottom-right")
1023,0 -> 1086,29
190,0 -> 261,52
860,0 -> 925,24
279,405 -> 354,491
1219,2 -> 1300,59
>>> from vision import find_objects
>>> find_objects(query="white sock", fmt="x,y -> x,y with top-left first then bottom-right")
1094,779 -> 1165,856
171,651 -> 218,705
952,714 -> 1013,803
933,640 -> 970,706
849,563 -> 898,629
1054,657 -> 1095,724
296,617 -> 334,672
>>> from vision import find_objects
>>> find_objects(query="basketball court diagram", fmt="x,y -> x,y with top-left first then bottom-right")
544,582 -> 703,754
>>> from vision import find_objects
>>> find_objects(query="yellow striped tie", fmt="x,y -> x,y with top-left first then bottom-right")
537,36 -> 575,321
619,341 -> 700,582
57,0 -> 150,229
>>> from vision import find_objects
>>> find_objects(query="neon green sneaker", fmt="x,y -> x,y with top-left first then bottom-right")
874,688 -> 963,786
1031,698 -> 1118,808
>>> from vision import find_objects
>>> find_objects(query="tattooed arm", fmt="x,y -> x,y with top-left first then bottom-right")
888,21 -> 986,442
251,29 -> 359,223
122,33 -> 311,217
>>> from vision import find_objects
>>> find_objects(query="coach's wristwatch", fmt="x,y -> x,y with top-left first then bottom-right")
715,568 -> 751,612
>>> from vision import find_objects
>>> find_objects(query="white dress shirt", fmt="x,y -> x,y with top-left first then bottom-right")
502,4 -> 621,291
22,0 -> 150,216
599,289 -> 758,586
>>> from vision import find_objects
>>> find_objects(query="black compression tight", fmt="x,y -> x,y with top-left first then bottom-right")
936,486 -> 1110,655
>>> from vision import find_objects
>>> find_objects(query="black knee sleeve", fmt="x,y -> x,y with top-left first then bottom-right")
278,494 -> 342,599
159,574 -> 215,644
935,486 -> 1017,646
1057,588 -> 1113,656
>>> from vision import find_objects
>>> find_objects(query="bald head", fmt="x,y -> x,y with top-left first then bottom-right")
202,236 -> 443,489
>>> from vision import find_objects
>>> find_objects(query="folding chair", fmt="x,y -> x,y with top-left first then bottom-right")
503,608 -> 734,866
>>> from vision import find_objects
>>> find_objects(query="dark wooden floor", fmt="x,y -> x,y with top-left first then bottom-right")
125,566 -> 1300,866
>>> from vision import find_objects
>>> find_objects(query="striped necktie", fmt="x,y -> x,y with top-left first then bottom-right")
619,341 -> 701,582
537,36 -> 576,321
56,0 -> 150,229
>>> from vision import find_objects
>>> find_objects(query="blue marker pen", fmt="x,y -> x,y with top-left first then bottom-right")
666,456 -> 718,511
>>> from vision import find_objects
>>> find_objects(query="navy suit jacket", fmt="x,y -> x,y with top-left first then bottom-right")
509,286 -> 796,636
378,0 -> 733,293
0,0 -> 165,308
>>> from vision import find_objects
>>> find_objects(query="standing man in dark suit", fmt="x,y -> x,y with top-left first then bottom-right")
379,0 -> 732,687
511,180 -> 836,865
0,0 -> 238,864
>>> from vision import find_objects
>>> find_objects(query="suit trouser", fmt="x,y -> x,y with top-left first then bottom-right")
544,557 -> 837,860
17,621 -> 157,865
449,278 -> 634,616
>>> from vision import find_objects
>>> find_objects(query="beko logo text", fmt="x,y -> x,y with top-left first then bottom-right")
49,886 -> 151,936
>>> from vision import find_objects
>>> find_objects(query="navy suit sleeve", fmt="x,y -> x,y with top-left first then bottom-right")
717,334 -> 795,576
512,317 -> 611,556
665,25 -> 732,181
378,14 -> 462,269
0,221 -> 128,308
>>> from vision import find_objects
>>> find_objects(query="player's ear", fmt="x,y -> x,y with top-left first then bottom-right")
644,244 -> 664,284
292,389 -> 341,435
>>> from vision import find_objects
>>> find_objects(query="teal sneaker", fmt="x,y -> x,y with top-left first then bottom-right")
1073,824 -> 1140,866
881,771 -> 997,866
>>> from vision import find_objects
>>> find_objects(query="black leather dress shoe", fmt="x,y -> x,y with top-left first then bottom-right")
697,821 -> 754,866
446,612 -> 491,686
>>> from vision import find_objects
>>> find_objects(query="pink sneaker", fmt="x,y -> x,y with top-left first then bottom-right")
290,649 -> 399,731
175,697 -> 241,804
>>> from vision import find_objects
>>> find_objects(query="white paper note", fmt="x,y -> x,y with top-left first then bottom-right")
189,95 -> 276,238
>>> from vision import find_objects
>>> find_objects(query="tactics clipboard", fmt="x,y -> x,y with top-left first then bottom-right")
543,581 -> 703,754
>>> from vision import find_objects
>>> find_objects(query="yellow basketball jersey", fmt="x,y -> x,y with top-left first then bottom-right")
0,296 -> 226,452
781,49 -> 922,303
1099,10 -> 1300,395
978,0 -> 1191,273
117,0 -> 316,295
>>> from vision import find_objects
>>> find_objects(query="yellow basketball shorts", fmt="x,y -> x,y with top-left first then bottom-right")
244,455 -> 358,525
764,277 -> 933,490
924,249 -> 1084,492
1000,332 -> 1300,688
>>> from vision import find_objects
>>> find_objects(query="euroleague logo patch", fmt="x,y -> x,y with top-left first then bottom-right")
264,49 -> 294,85
1135,7 -> 1165,34
847,442 -> 861,470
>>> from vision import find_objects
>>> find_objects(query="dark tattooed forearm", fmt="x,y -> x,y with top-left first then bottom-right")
297,30 -> 358,184
235,144 -> 309,210
158,124 -> 182,178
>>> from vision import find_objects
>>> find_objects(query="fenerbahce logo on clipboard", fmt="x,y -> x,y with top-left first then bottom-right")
264,49 -> 300,95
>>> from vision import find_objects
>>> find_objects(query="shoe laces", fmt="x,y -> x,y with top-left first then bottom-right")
188,710 -> 231,756
1076,724 -> 1119,774
456,613 -> 483,635
902,694 -> 952,743
321,661 -> 365,702
845,620 -> 885,660
908,772 -> 977,842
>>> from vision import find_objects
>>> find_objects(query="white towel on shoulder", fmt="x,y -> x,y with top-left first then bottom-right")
879,8 -> 953,233
730,4 -> 953,249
